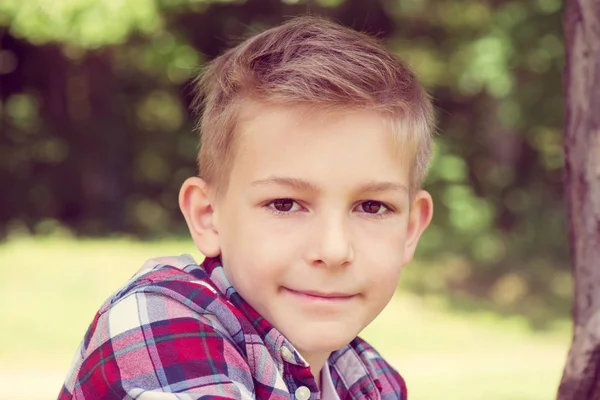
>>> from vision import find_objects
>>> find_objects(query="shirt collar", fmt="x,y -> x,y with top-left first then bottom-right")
200,256 -> 310,367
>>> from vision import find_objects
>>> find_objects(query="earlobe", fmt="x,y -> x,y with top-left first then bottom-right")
179,177 -> 221,258
402,190 -> 434,266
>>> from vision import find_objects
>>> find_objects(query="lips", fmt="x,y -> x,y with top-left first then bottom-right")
283,287 -> 356,300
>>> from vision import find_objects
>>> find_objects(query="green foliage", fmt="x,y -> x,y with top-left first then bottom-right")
0,0 -> 161,47
0,0 -> 568,316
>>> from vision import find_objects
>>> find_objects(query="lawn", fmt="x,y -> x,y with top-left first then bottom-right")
0,237 -> 570,400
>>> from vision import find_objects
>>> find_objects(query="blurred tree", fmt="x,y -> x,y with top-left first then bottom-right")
0,0 -> 569,319
557,0 -> 600,398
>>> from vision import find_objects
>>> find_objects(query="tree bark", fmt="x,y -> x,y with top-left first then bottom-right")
558,0 -> 600,399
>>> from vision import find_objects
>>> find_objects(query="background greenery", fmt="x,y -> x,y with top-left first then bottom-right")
0,0 -> 569,399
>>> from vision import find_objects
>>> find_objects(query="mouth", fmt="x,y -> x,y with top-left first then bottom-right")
283,287 -> 357,301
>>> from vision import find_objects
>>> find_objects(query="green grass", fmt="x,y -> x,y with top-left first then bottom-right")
0,237 -> 570,400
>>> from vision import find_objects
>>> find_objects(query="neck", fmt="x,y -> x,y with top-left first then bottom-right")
303,352 -> 331,390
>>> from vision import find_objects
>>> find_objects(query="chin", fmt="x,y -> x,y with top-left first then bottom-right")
289,325 -> 359,355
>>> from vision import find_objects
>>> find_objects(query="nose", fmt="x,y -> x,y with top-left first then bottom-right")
308,213 -> 354,268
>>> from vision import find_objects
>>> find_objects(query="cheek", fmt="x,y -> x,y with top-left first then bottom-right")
356,221 -> 406,299
243,212 -> 308,257
362,262 -> 402,316
220,215 -> 300,288
356,218 -> 408,258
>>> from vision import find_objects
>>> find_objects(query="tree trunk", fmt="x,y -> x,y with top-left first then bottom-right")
558,0 -> 600,399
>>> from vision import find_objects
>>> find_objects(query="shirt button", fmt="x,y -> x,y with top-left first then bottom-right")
280,346 -> 294,363
295,386 -> 311,400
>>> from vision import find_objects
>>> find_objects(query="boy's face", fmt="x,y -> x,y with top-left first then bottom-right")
186,103 -> 432,363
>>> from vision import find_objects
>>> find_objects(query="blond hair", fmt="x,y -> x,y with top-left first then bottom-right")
192,15 -> 434,197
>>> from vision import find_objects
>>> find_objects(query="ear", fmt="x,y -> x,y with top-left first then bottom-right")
179,177 -> 221,258
402,190 -> 433,266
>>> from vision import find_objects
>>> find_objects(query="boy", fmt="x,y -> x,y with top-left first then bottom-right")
59,15 -> 434,400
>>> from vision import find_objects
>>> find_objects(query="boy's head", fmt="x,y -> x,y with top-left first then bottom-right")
180,16 -> 434,372
193,15 -> 434,199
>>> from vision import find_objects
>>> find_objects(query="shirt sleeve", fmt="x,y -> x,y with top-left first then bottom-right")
59,292 -> 256,400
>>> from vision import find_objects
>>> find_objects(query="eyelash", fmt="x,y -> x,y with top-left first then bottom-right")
263,198 -> 395,219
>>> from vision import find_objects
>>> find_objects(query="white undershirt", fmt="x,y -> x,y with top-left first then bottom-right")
320,362 -> 341,400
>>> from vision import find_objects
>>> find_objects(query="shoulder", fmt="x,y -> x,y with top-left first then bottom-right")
91,255 -> 240,329
350,337 -> 408,399
99,255 -> 216,310
61,255 -> 254,399
88,254 -> 246,352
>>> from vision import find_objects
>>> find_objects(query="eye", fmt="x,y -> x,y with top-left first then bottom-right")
357,200 -> 391,215
266,198 -> 302,214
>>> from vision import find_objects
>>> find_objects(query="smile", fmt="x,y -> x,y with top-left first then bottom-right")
283,287 -> 357,301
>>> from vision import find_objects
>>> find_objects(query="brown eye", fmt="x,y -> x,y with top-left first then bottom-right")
272,199 -> 294,212
362,201 -> 383,214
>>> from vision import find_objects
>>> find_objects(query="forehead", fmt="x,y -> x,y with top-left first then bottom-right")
230,101 -> 412,185
235,100 -> 409,150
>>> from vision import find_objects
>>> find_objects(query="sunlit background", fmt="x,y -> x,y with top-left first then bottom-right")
0,0 -> 568,399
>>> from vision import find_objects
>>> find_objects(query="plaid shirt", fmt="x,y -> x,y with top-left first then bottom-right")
59,255 -> 407,399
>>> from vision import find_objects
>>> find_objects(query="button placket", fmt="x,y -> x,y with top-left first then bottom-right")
279,344 -> 315,399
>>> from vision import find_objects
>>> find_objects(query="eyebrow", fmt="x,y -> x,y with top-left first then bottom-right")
250,176 -> 408,194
